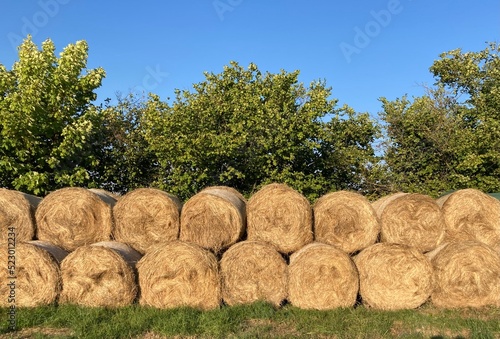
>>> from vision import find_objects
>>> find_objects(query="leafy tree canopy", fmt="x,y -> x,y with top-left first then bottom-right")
142,61 -> 378,201
381,42 -> 500,196
0,36 -> 105,195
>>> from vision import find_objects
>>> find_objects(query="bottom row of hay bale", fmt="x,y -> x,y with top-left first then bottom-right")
2,239 -> 500,310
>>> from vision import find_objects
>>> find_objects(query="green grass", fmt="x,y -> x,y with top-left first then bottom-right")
1,302 -> 499,338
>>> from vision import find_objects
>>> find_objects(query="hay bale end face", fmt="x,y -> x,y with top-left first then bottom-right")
247,183 -> 313,254
371,192 -> 407,218
180,186 -> 246,253
0,188 -> 41,242
437,189 -> 500,251
313,191 -> 380,254
0,241 -> 68,307
376,193 -> 445,252
137,240 -> 221,310
201,185 -> 247,203
113,188 -> 182,254
220,240 -> 287,307
354,242 -> 434,310
288,242 -> 359,310
35,187 -> 114,251
60,241 -> 141,307
427,240 -> 500,308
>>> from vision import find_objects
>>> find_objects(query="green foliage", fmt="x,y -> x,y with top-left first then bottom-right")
381,42 -> 500,196
0,36 -> 105,195
431,42 -> 500,191
142,61 -> 378,201
90,94 -> 159,194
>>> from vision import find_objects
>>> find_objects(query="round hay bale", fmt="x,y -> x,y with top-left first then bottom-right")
88,188 -> 121,201
313,191 -> 380,254
436,189 -> 500,251
220,240 -> 287,307
376,193 -> 446,252
137,240 -> 220,310
35,187 -> 114,251
354,242 -> 434,310
247,183 -> 313,254
113,188 -> 182,254
426,240 -> 500,308
288,242 -> 359,310
180,186 -> 246,253
0,188 -> 41,242
201,185 -> 247,202
60,241 -> 141,307
371,192 -> 407,218
0,240 -> 68,307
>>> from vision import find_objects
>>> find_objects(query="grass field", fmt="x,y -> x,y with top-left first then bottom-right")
1,302 -> 499,338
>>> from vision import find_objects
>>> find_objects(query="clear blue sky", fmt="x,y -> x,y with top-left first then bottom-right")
1,0 -> 498,120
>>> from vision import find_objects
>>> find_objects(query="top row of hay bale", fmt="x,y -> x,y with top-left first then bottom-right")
35,187 -> 117,251
180,186 -> 246,253
0,188 -> 41,243
114,188 -> 182,254
372,193 -> 446,253
437,188 -> 500,252
247,183 -> 313,253
313,191 -> 379,254
4,184 -> 500,256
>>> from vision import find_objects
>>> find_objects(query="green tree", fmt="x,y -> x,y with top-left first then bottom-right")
381,42 -> 500,196
431,42 -> 500,191
0,36 -> 106,195
142,61 -> 378,201
380,88 -> 464,196
92,94 -> 159,194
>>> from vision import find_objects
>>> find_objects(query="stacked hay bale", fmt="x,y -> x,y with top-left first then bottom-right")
137,240 -> 221,310
288,242 -> 359,310
60,241 -> 141,307
180,186 -> 246,253
220,240 -> 287,307
0,240 -> 68,307
88,188 -> 122,201
5,184 -> 500,310
313,191 -> 380,254
36,187 -> 116,251
372,193 -> 445,253
426,240 -> 500,308
354,243 -> 434,310
437,188 -> 500,251
0,188 -> 41,242
247,183 -> 313,254
113,188 -> 182,253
